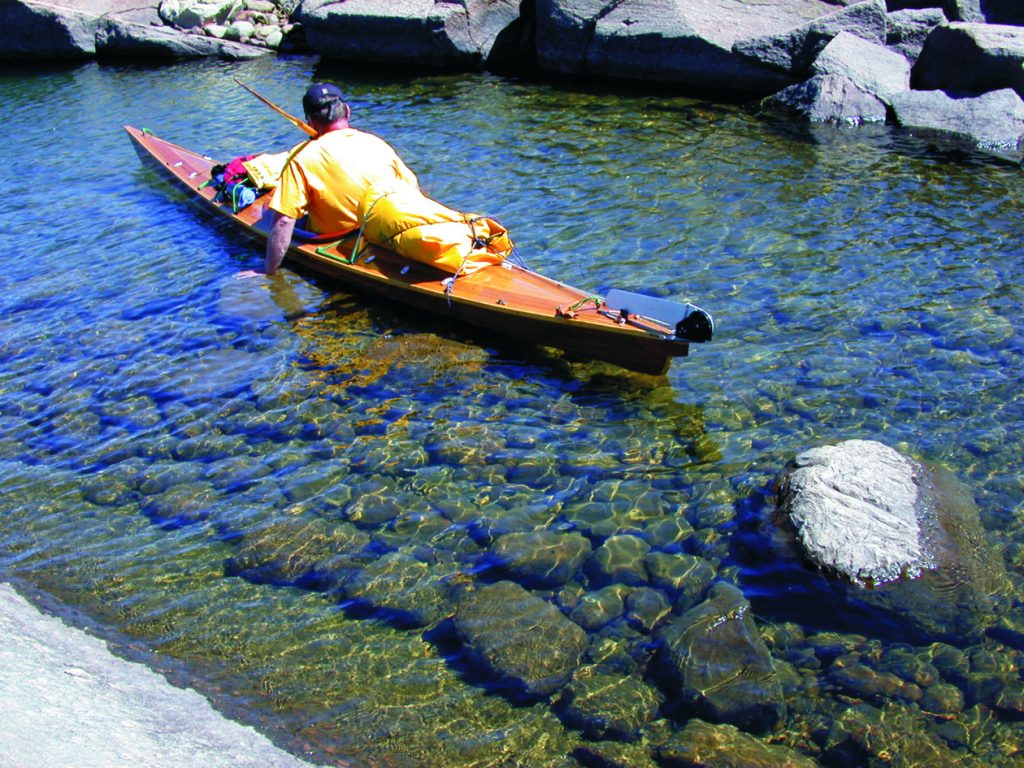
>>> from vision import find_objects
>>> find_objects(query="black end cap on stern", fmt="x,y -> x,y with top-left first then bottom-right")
676,307 -> 714,342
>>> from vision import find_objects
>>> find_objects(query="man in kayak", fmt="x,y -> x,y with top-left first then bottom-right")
260,82 -> 419,275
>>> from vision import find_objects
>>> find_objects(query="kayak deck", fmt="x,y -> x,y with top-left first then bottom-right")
125,125 -> 702,375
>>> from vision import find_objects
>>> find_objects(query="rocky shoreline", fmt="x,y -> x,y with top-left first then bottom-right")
4,0 -> 1024,158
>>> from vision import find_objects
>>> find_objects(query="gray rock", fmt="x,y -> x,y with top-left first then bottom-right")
0,585 -> 325,768
453,580 -> 588,698
929,0 -> 1024,24
733,0 -> 888,75
811,31 -> 912,104
765,73 -> 888,123
982,0 -> 1024,25
534,0 -> 836,94
96,17 -> 271,59
224,19 -> 256,41
891,87 -> 1024,149
490,530 -> 592,589
887,8 -> 948,63
654,582 -> 785,732
298,0 -> 521,69
914,22 -> 1024,98
263,28 -> 284,48
0,1 -> 100,58
889,0 -> 982,22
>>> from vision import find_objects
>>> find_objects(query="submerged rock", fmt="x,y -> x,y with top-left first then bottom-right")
572,740 -> 660,768
225,516 -> 370,590
654,582 -> 785,732
556,667 -> 662,741
823,702 -> 980,767
570,585 -> 630,631
489,530 -> 592,589
453,580 -> 588,699
657,718 -> 817,768
587,534 -> 650,587
645,552 -> 716,612
828,662 -> 923,705
339,550 -> 455,628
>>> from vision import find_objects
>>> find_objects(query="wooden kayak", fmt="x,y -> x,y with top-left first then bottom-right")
125,126 -> 712,375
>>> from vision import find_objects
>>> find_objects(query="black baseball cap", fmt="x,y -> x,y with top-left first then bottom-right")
303,82 -> 345,113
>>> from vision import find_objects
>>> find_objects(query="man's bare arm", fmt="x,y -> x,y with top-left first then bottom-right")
265,210 -> 297,274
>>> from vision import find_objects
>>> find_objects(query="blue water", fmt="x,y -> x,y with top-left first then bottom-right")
1,57 -> 1022,765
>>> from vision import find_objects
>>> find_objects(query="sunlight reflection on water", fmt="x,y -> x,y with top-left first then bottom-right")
0,58 -> 1022,766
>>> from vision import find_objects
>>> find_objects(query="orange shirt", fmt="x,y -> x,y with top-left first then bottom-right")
270,129 -> 418,235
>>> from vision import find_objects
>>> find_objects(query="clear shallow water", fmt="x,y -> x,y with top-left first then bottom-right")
1,57 -> 1022,766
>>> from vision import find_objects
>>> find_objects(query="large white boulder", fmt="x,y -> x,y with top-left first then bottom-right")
777,440 -> 925,587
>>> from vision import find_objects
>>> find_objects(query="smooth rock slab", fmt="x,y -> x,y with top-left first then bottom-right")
96,17 -> 269,59
535,0 -> 829,93
0,584 -> 323,768
453,580 -> 588,699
